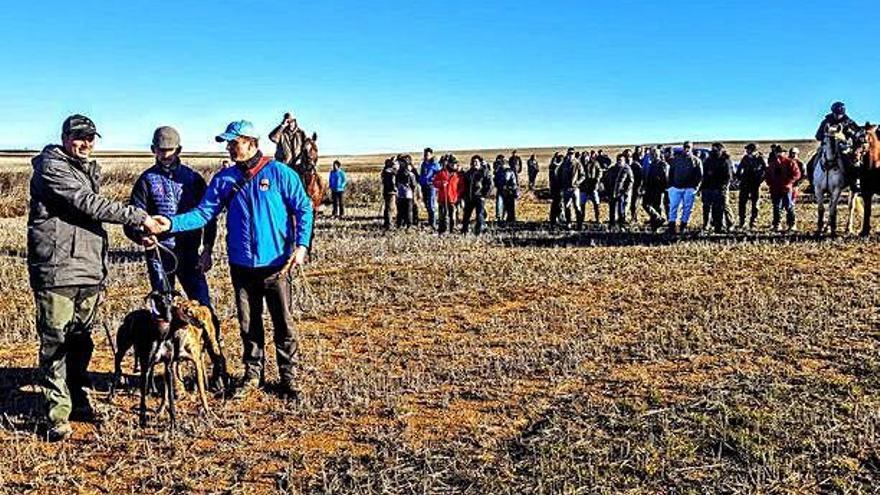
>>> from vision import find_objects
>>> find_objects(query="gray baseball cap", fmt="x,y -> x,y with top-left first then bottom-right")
62,114 -> 101,139
152,126 -> 181,149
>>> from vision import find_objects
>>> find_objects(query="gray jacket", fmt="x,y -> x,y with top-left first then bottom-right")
668,153 -> 703,189
28,145 -> 147,290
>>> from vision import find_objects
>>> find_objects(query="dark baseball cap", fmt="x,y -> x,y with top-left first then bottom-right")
62,114 -> 101,139
152,126 -> 181,149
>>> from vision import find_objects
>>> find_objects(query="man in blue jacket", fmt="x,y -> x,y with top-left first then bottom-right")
146,120 -> 314,400
418,147 -> 441,229
328,160 -> 347,218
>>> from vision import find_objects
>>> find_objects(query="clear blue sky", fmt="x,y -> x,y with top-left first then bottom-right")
1,0 -> 877,154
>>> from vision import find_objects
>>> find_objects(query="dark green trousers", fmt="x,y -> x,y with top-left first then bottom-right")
34,286 -> 100,425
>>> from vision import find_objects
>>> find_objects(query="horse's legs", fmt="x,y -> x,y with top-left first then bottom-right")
815,189 -> 825,234
829,188 -> 842,236
862,190 -> 873,236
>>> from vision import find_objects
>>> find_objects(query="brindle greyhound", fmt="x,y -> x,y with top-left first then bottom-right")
109,246 -> 226,429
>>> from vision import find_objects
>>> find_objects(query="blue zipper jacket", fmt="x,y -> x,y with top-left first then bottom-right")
329,169 -> 347,192
419,159 -> 441,188
169,157 -> 314,268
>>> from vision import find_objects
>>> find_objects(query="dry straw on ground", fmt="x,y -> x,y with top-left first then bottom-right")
0,146 -> 878,494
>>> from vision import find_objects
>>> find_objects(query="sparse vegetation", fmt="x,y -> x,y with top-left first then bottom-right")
0,146 -> 878,494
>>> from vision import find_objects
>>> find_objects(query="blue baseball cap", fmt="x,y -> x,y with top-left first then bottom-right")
215,120 -> 260,142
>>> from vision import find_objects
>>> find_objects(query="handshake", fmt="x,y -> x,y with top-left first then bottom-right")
142,215 -> 172,235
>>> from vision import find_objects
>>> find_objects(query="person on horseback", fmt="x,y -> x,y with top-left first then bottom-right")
269,111 -> 307,168
809,102 -> 861,191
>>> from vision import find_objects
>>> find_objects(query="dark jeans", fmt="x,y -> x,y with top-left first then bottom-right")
502,193 -> 517,223
528,170 -> 538,190
461,198 -> 486,235
35,285 -> 100,425
738,184 -> 761,227
642,189 -> 665,225
383,194 -> 395,229
701,189 -> 731,232
230,264 -> 299,384
771,190 -> 796,228
421,185 -> 436,228
438,201 -> 456,234
549,191 -> 562,225
331,191 -> 345,217
396,198 -> 413,228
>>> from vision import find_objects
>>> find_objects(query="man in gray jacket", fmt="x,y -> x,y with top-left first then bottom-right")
28,115 -> 158,441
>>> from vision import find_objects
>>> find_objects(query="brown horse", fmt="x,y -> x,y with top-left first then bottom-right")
294,132 -> 324,257
859,122 -> 880,236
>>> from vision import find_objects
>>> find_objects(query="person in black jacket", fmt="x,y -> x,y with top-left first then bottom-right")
641,147 -> 669,231
548,153 -> 564,226
527,154 -> 539,190
700,143 -> 734,233
462,155 -> 493,235
624,149 -> 643,223
736,143 -> 766,230
381,158 -> 397,229
28,115 -> 158,441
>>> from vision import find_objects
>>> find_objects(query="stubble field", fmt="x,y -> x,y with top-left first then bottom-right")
0,142 -> 878,494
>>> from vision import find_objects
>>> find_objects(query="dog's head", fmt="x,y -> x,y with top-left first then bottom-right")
173,298 -> 214,331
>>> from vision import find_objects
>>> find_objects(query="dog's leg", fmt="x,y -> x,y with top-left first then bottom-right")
201,321 -> 229,392
191,349 -> 213,418
167,361 -> 177,432
139,363 -> 149,428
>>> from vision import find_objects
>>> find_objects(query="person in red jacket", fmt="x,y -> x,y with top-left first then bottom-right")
432,155 -> 463,234
765,150 -> 802,231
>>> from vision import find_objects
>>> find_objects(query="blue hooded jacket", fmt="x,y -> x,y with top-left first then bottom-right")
169,157 -> 313,268
329,168 -> 347,192
419,159 -> 441,188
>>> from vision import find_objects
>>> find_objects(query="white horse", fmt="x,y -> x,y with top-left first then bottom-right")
813,125 -> 859,235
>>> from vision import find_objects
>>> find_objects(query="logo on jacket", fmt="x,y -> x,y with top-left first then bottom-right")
259,178 -> 270,191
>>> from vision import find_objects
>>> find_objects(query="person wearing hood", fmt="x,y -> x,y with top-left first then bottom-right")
29,115 -> 160,441
124,126 -> 226,388
146,120 -> 314,402
700,142 -> 734,233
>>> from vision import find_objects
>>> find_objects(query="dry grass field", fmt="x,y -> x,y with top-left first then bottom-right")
0,142 -> 878,494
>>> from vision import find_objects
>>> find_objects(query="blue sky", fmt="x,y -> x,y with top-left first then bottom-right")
1,0 -> 877,154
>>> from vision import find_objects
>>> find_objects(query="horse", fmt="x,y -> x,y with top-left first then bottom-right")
812,124 -> 859,236
294,132 -> 324,258
859,122 -> 880,236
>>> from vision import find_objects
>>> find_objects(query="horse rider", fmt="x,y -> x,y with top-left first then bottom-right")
269,111 -> 307,169
810,102 -> 861,191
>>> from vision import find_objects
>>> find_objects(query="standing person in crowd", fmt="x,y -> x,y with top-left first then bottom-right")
624,149 -> 643,224
700,142 -> 734,233
527,154 -> 539,190
737,143 -> 767,230
492,155 -> 506,222
596,149 -> 612,169
604,153 -> 634,228
789,147 -> 806,188
396,156 -> 418,229
548,152 -> 564,226
29,115 -> 160,442
667,141 -> 703,234
558,149 -> 584,225
461,155 -> 493,235
328,160 -> 347,218
146,119 -> 314,401
641,146 -> 669,231
418,147 -> 441,229
499,158 -> 520,223
124,126 -> 226,389
268,111 -> 306,168
433,155 -> 463,234
765,148 -> 802,231
578,151 -> 603,227
509,150 -> 523,178
381,158 -> 397,229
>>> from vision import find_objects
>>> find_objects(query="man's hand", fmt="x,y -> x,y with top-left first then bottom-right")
142,235 -> 157,249
284,246 -> 308,273
144,215 -> 171,234
197,249 -> 214,273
